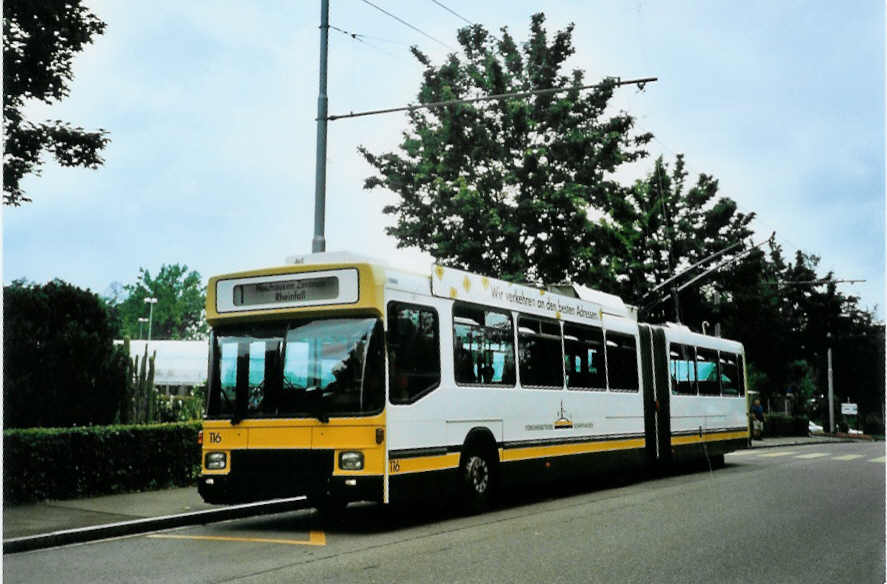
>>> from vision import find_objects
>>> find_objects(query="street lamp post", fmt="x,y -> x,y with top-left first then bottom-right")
144,297 -> 158,340
138,317 -> 149,340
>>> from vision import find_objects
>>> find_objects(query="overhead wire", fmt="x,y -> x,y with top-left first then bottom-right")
430,0 -> 473,27
329,24 -> 402,60
359,0 -> 453,49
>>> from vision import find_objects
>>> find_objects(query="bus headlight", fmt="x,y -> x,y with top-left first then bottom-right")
339,451 -> 364,471
205,452 -> 227,470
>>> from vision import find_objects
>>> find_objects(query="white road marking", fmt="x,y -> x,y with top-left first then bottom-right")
868,456 -> 886,463
795,453 -> 829,459
758,451 -> 797,457
833,454 -> 864,461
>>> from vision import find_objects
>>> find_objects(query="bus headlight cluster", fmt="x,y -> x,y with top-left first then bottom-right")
205,452 -> 227,470
339,451 -> 364,471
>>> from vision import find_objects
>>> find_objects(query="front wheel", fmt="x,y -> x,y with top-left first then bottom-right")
460,450 -> 496,513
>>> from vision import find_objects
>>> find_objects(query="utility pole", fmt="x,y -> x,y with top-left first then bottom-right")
312,0 -> 329,253
310,4 -> 653,254
827,339 -> 835,433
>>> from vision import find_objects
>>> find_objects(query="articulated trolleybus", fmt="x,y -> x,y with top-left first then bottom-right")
198,252 -> 748,511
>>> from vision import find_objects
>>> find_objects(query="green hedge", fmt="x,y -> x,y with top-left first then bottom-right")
764,414 -> 809,437
3,422 -> 202,504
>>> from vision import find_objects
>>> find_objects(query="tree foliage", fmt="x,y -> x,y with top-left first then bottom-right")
716,244 -> 884,430
3,0 -> 110,206
111,264 -> 208,340
623,155 -> 755,319
3,279 -> 129,428
361,13 -> 652,286
360,12 -> 884,432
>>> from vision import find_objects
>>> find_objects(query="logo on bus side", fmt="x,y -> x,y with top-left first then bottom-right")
524,401 -> 592,432
554,401 -> 573,430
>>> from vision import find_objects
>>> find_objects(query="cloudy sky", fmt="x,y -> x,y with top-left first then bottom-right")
3,1 -> 884,318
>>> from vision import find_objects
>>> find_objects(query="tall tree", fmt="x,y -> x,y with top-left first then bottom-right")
624,155 -> 755,322
112,264 -> 208,340
3,0 -> 110,206
360,13 -> 652,286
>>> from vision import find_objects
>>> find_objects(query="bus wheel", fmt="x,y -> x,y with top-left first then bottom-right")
460,450 -> 495,513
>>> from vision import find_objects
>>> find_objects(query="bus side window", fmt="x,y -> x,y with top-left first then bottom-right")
388,302 -> 441,404
720,352 -> 744,397
517,315 -> 563,389
605,331 -> 639,392
695,347 -> 721,396
564,323 -> 606,391
670,343 -> 696,395
453,303 -> 515,387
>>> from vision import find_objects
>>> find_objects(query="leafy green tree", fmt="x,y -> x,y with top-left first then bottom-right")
3,279 -> 128,427
360,13 -> 652,286
112,264 -> 208,340
3,0 -> 110,206
624,154 -> 755,323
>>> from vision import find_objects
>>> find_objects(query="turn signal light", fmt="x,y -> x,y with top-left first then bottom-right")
198,430 -> 203,445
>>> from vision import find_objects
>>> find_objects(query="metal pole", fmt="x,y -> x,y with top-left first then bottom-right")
671,287 -> 681,324
148,301 -> 155,341
312,0 -> 329,253
827,345 -> 834,433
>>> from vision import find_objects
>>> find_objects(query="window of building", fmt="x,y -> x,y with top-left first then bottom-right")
670,343 -> 696,395
453,303 -> 515,386
563,323 -> 606,391
605,331 -> 639,391
696,347 -> 721,396
517,315 -> 564,389
388,302 -> 440,404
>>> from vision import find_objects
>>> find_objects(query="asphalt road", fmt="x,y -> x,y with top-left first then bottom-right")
4,441 -> 885,584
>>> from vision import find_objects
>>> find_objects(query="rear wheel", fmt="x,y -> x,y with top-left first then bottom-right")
460,449 -> 495,513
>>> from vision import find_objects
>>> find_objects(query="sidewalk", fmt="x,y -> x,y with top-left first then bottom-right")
1,434 -> 863,553
3,488 -> 307,553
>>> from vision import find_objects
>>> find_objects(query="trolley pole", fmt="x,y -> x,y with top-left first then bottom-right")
312,0 -> 329,253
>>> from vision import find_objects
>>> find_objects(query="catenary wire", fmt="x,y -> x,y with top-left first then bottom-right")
359,0 -> 453,49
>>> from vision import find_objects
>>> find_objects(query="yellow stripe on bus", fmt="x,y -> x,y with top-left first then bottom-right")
389,437 -> 646,474
389,452 -> 461,475
500,437 -> 646,463
670,430 -> 749,446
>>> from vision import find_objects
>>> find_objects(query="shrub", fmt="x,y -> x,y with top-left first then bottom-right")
3,280 -> 129,428
764,413 -> 809,437
3,422 -> 201,504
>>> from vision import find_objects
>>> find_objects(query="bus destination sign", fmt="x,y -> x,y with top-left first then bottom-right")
233,276 -> 338,307
215,268 -> 359,313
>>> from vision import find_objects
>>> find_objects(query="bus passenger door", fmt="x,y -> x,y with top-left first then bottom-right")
640,325 -> 672,467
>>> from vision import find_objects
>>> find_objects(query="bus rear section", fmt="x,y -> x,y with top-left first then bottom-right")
198,262 -> 388,508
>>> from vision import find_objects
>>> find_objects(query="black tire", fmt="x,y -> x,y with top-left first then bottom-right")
460,449 -> 496,514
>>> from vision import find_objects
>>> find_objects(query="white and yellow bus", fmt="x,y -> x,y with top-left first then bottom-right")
198,253 -> 748,512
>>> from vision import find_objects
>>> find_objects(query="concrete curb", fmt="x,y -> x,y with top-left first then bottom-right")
749,436 -> 855,449
3,496 -> 308,554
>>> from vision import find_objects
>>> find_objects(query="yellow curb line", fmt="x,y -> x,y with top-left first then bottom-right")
148,531 -> 326,546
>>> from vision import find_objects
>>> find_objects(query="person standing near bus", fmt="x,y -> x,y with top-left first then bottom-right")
751,399 -> 764,439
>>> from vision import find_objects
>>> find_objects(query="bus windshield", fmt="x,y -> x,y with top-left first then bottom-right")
207,317 -> 385,421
